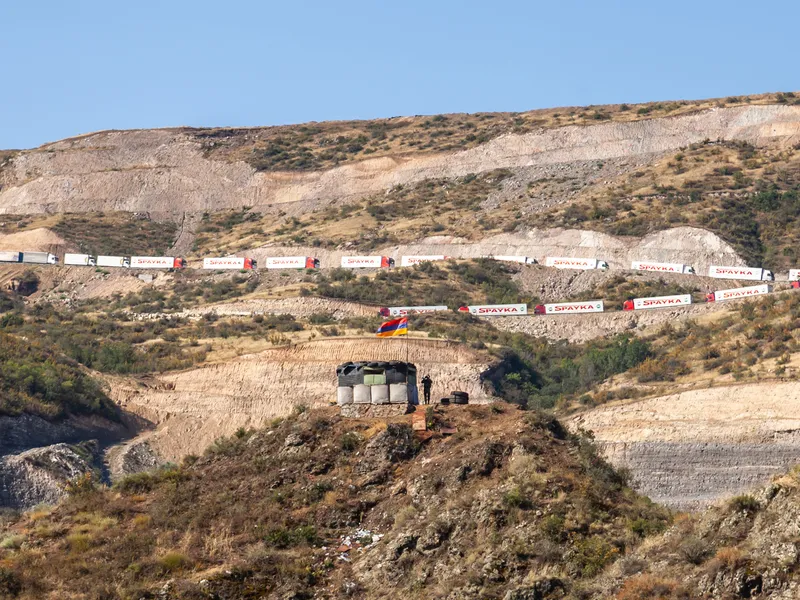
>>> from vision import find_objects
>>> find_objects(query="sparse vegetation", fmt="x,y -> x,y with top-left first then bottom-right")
531,141 -> 800,268
192,94 -> 777,173
315,258 -> 528,307
0,406 -> 671,599
52,212 -> 178,256
0,332 -> 118,420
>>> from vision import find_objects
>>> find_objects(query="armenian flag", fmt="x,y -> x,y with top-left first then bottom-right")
376,317 -> 408,337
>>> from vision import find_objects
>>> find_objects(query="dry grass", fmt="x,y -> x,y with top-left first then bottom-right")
0,406 -> 671,599
588,289 -> 800,405
530,140 -> 800,268
190,169 -> 517,254
192,92 -> 796,173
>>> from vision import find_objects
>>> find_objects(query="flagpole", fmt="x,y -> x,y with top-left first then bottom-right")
406,324 -> 409,364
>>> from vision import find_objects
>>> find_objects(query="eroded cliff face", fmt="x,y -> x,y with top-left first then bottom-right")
107,337 -> 494,463
571,382 -> 800,510
2,105 -> 799,216
0,442 -> 99,509
0,414 -> 130,456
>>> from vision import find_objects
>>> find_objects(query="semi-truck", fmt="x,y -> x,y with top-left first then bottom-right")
539,300 -> 604,315
0,251 -> 59,264
631,261 -> 695,275
96,255 -> 130,268
483,255 -> 538,265
708,265 -> 773,281
624,294 -> 693,310
203,257 -> 257,270
708,284 -> 771,302
457,304 -> 528,316
544,257 -> 609,270
379,305 -> 449,317
341,256 -> 395,268
265,257 -> 319,269
400,255 -> 449,267
130,256 -> 186,269
64,253 -> 97,266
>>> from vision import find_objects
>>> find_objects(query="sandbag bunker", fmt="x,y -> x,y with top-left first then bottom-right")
336,361 -> 419,407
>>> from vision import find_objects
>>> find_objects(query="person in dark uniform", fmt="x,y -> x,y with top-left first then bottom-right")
421,375 -> 433,405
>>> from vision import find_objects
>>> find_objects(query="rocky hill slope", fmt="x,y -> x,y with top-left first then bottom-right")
2,104 -> 799,218
0,405 -> 673,600
4,92 -> 800,518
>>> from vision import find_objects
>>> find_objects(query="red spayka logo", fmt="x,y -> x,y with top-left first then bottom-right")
555,260 -> 590,266
477,307 -> 523,314
723,288 -> 761,299
642,298 -> 684,306
639,264 -> 678,272
717,268 -> 755,276
554,304 -> 598,312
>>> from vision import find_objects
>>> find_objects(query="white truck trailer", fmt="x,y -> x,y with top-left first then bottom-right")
708,266 -> 773,281
544,257 -> 609,270
631,261 -> 695,274
64,253 -> 97,266
203,257 -> 257,270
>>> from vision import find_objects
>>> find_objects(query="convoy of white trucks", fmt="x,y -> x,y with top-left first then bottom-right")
5,247 -> 800,318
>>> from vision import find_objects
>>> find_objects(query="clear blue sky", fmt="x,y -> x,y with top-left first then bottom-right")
2,0 -> 797,149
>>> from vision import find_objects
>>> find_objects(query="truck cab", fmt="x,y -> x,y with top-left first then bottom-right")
764,270 -> 775,281
173,258 -> 187,269
622,299 -> 634,311
598,260 -> 609,270
533,304 -> 546,315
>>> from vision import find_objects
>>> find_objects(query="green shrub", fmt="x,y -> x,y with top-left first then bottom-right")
679,536 -> 709,565
157,551 -> 191,572
0,333 -> 119,420
503,486 -> 532,509
570,535 -> 619,577
265,525 -> 319,549
340,432 -> 360,452
729,494 -> 760,513
0,566 -> 22,597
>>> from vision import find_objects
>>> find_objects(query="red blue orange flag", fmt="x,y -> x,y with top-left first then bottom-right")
376,317 -> 408,337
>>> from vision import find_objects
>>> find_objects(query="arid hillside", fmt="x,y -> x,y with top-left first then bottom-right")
108,337 -> 494,463
2,103 -> 799,218
0,405 -> 674,600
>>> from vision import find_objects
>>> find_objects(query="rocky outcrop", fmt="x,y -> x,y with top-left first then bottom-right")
571,382 -> 800,510
602,441 -> 800,511
0,442 -> 99,509
0,413 -> 130,456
